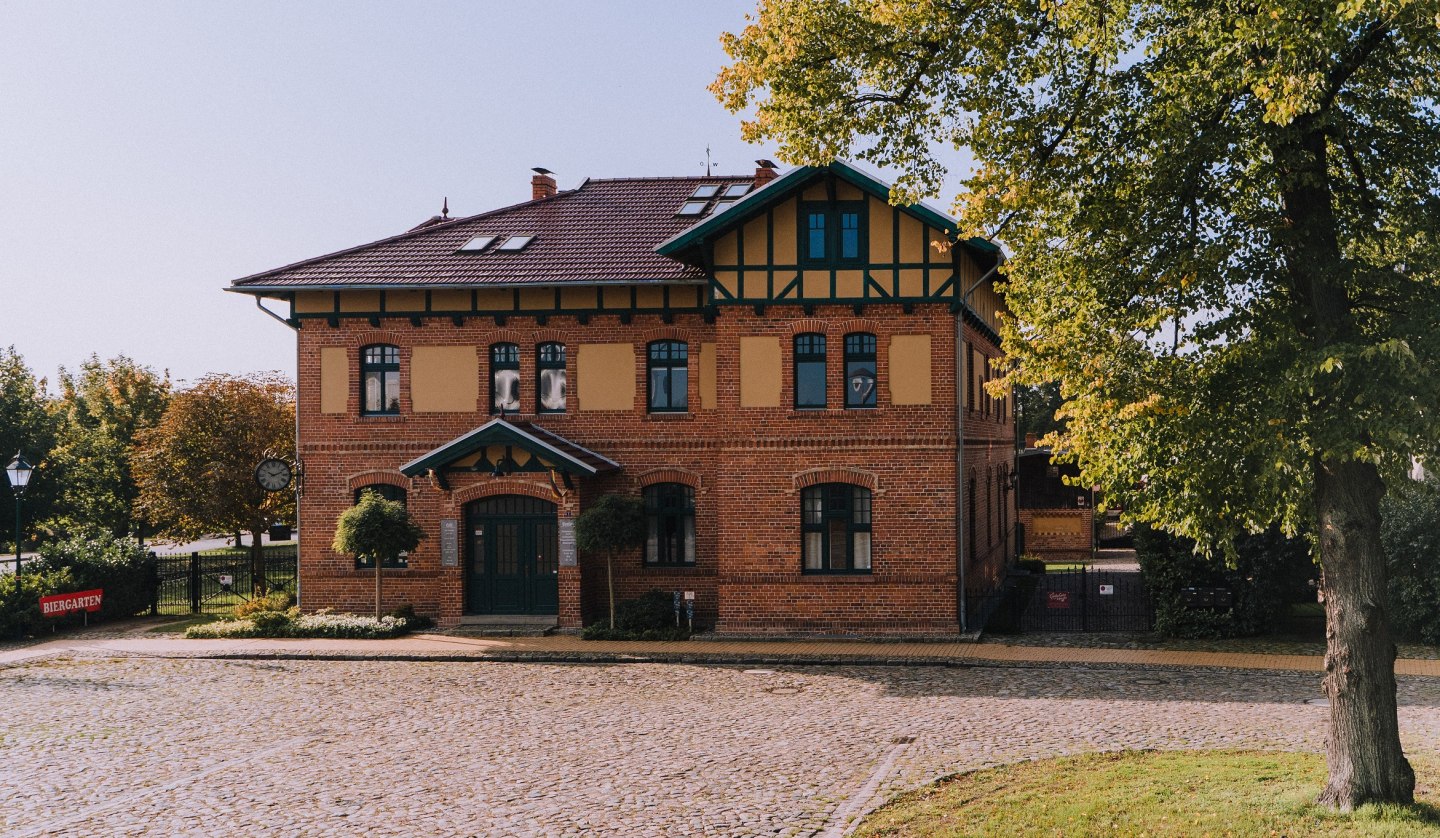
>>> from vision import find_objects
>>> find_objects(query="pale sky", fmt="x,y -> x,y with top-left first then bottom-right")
0,1 -> 968,388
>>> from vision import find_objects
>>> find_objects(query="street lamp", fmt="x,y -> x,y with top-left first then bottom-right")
6,452 -> 34,574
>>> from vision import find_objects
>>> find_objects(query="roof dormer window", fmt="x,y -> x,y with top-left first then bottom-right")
495,235 -> 534,251
457,235 -> 497,252
676,201 -> 709,216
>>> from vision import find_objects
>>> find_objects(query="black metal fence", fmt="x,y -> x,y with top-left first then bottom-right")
153,547 -> 298,615
971,567 -> 1154,633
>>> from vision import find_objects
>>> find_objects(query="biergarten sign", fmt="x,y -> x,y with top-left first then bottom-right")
40,589 -> 104,617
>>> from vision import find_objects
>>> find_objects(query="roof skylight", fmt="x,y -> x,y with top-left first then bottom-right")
723,183 -> 751,198
495,235 -> 534,251
691,185 -> 721,199
676,201 -> 709,216
457,235 -> 497,252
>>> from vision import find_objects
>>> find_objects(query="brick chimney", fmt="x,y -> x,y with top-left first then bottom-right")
531,167 -> 557,200
1025,432 -> 1038,448
753,159 -> 779,188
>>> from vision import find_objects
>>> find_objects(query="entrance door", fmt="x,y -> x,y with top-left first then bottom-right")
465,496 -> 559,615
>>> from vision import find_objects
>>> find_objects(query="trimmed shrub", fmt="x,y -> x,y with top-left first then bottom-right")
1136,524 -> 1314,639
582,589 -> 691,640
234,590 -> 295,619
1383,478 -> 1440,644
34,531 -> 157,620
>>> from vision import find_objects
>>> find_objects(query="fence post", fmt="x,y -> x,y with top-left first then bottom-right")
1081,564 -> 1089,632
149,551 -> 159,617
190,551 -> 201,614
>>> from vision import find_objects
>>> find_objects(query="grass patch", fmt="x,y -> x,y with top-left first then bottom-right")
1044,562 -> 1089,572
855,750 -> 1440,837
148,615 -> 221,633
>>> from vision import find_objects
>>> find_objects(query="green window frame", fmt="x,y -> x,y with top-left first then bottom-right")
537,342 -> 566,413
801,483 -> 872,573
360,345 -> 400,415
490,343 -> 520,415
647,340 -> 689,413
799,200 -> 866,264
794,333 -> 827,409
644,483 -> 696,566
844,332 -> 877,409
353,485 -> 409,568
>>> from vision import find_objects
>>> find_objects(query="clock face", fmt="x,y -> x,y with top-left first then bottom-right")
255,458 -> 292,492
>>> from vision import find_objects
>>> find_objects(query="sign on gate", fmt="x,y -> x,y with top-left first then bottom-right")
40,589 -> 104,617
1098,584 -> 1115,596
1046,591 -> 1071,609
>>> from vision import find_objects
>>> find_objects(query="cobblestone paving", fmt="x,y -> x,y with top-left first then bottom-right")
4,657 -> 1440,837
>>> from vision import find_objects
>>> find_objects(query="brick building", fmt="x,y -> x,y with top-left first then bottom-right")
228,161 -> 1016,634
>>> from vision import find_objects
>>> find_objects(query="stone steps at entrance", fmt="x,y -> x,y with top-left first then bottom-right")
452,615 -> 559,637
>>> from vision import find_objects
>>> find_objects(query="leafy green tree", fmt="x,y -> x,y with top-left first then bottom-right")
332,491 -> 424,619
1015,381 -> 1065,443
574,493 -> 646,629
0,346 -> 57,552
715,0 -> 1440,808
132,372 -> 295,593
45,355 -> 170,539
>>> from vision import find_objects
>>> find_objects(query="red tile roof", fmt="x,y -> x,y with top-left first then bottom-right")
230,176 -> 754,291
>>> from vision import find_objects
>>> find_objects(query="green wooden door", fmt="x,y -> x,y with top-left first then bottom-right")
465,496 -> 558,615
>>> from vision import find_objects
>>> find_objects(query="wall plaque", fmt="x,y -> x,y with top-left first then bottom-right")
440,518 -> 459,567
558,519 -> 577,567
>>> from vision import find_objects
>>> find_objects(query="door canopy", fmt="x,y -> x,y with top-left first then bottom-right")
399,418 -> 619,489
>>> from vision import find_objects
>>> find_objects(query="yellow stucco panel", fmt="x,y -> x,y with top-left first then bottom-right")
470,288 -> 508,310
601,285 -> 630,310
518,288 -> 552,311
432,289 -> 471,311
319,347 -> 348,414
772,198 -> 798,265
898,213 -> 925,263
338,291 -> 381,312
699,342 -> 718,410
577,344 -> 635,411
294,292 -> 334,314
868,270 -> 894,297
898,269 -> 926,298
714,271 -> 741,300
889,335 -> 933,405
835,270 -> 865,299
835,181 -> 862,201
926,226 -> 947,263
714,229 -> 739,267
634,285 -> 663,309
868,197 -> 893,264
560,285 -> 597,310
802,183 -> 827,201
802,270 -> 829,299
385,290 -> 426,312
410,346 -> 477,412
739,336 -> 782,407
741,216 -> 768,266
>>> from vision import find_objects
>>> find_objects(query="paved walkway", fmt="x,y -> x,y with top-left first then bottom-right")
4,621 -> 1437,676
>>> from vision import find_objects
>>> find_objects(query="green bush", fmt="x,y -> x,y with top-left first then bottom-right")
185,609 -> 415,639
34,530 -> 158,620
1136,524 -> 1314,639
386,603 -> 434,631
0,567 -> 76,639
1015,556 -> 1047,574
582,589 -> 691,640
1383,478 -> 1440,644
234,590 -> 295,618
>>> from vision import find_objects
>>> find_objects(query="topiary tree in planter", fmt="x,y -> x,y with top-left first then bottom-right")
574,493 -> 646,630
332,491 -> 425,619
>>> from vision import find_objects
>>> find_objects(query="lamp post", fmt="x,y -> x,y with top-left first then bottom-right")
6,452 -> 35,575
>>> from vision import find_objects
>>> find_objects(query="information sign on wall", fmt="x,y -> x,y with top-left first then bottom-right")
558,519 -> 577,567
440,519 -> 459,567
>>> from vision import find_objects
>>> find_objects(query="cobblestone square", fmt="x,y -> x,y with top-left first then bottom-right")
4,656 -> 1440,836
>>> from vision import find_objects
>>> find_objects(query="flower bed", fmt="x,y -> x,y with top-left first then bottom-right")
184,608 -> 414,639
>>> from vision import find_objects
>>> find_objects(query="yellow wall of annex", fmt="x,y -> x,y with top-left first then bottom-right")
410,346 -> 477,412
577,344 -> 636,411
889,335 -> 933,405
739,336 -> 782,407
319,347 -> 348,414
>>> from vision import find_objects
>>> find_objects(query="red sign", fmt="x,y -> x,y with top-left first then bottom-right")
1046,591 -> 1071,609
40,589 -> 104,617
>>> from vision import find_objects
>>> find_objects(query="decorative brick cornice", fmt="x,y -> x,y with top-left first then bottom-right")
835,318 -> 881,336
785,319 -> 830,337
641,325 -> 694,344
635,467 -> 702,490
347,470 -> 410,491
483,328 -> 527,346
532,328 -> 568,345
348,329 -> 410,349
791,467 -> 879,493
452,477 -> 559,507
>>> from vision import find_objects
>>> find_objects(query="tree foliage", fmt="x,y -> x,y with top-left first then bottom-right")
45,355 -> 170,538
132,372 -> 294,541
715,0 -> 1440,808
332,491 -> 424,567
0,346 -> 57,546
575,493 -> 647,628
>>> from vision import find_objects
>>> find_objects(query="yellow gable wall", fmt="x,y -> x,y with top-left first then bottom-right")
576,344 -> 635,411
410,346 -> 478,412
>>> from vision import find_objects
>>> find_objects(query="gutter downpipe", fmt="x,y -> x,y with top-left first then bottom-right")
957,261 -> 1001,634
255,296 -> 302,607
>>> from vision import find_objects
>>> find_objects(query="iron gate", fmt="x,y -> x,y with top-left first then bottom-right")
153,548 -> 298,615
983,567 -> 1154,632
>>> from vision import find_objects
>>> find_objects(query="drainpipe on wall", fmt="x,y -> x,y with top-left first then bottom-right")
255,296 -> 301,607
956,262 -> 1001,634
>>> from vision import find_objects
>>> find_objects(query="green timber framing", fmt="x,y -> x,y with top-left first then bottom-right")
399,418 -> 619,490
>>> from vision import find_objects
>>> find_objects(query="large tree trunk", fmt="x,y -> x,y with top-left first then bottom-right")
1315,458 -> 1414,809
1272,121 -> 1415,808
